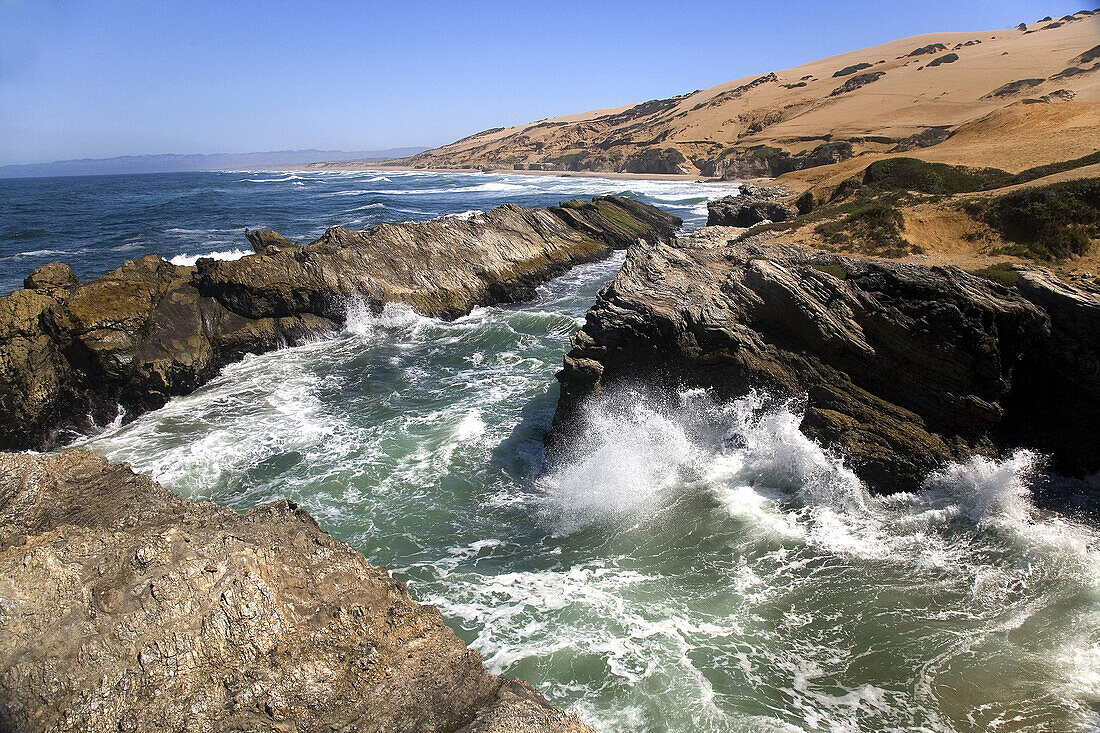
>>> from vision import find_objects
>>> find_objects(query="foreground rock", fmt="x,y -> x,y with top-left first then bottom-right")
0,197 -> 679,450
0,450 -> 591,733
552,237 -> 1100,492
705,185 -> 798,227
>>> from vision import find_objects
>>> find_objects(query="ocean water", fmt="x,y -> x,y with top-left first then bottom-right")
4,170 -> 1099,731
0,169 -> 730,295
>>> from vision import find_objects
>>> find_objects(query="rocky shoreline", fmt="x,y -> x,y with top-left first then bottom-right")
0,197 -> 688,732
551,231 -> 1100,499
0,450 -> 592,732
0,196 -> 679,451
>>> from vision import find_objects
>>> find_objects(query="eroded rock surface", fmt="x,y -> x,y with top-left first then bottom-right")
706,185 -> 798,227
552,238 -> 1100,492
0,450 -> 592,733
0,197 -> 679,450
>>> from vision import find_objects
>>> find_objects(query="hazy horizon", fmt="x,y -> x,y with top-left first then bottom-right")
0,0 -> 1084,166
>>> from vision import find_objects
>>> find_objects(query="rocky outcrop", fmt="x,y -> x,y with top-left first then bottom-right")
0,197 -> 680,450
830,71 -> 886,96
0,450 -> 591,733
244,228 -> 300,254
706,185 -> 798,227
551,238 -> 1100,493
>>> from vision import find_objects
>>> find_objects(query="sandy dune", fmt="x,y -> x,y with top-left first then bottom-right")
392,14 -> 1098,176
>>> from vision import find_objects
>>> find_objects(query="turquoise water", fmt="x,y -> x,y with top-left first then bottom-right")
15,170 -> 1097,732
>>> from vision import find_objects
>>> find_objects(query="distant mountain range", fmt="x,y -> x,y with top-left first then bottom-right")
0,147 -> 429,179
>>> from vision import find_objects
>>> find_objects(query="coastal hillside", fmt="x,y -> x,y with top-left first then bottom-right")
394,13 -> 1099,177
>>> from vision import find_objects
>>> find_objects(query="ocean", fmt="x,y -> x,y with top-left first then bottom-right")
2,169 -> 1098,731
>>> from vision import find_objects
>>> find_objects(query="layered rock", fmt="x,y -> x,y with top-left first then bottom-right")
0,450 -> 590,732
705,184 -> 798,227
0,197 -> 680,450
552,238 -> 1100,492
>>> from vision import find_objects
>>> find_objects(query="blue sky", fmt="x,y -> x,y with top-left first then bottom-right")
0,0 -> 1086,164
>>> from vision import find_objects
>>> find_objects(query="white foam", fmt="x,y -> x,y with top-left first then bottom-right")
169,248 -> 251,266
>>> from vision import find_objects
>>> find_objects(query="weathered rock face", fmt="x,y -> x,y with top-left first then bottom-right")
0,197 -> 680,450
552,238 -> 1100,493
706,185 -> 798,227
0,450 -> 591,733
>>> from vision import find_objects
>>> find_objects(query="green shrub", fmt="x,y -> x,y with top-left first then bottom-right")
815,201 -> 911,256
969,178 -> 1100,259
969,263 -> 1021,287
862,158 -> 1011,194
1009,152 -> 1100,185
810,263 -> 847,279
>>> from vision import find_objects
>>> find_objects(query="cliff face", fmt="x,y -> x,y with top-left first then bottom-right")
0,450 -> 591,733
552,237 -> 1100,493
0,197 -> 680,451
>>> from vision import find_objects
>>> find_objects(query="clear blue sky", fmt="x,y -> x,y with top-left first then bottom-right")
0,0 -> 1086,165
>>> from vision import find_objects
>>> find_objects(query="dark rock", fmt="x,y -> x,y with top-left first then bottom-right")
985,78 -> 1046,98
890,126 -> 953,152
829,71 -> 885,96
907,43 -> 947,56
706,185 -> 798,227
1017,22 -> 1028,30
551,239 -> 1100,493
244,228 -> 300,254
704,141 -> 854,179
927,53 -> 960,67
0,450 -> 592,733
23,262 -> 79,293
832,62 -> 873,77
0,198 -> 680,450
621,147 -> 689,174
795,191 -> 815,215
1077,44 -> 1100,64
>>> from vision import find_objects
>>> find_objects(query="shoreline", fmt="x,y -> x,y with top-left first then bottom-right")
276,161 -> 730,183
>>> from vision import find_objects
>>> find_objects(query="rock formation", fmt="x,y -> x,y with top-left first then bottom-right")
0,197 -> 680,450
552,237 -> 1100,493
705,184 -> 798,227
0,450 -> 591,732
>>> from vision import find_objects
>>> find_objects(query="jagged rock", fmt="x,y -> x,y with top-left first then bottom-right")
194,198 -> 679,321
23,262 -> 79,293
0,198 -> 680,450
551,239 -> 1100,493
244,228 -> 300,254
0,450 -> 592,733
706,185 -> 798,227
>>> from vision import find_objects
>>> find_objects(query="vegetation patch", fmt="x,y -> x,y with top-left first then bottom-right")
969,263 -> 1021,287
861,158 -> 1012,194
810,263 -> 847,279
814,201 -> 913,256
1010,151 -> 1100,185
965,178 -> 1100,259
